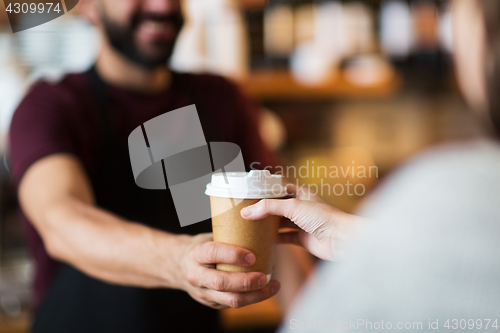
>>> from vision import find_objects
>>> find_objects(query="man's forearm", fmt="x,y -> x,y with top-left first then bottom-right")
17,155 -> 281,309
40,197 -> 188,289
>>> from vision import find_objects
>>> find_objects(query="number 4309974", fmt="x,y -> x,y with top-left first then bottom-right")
444,319 -> 498,330
6,3 -> 62,14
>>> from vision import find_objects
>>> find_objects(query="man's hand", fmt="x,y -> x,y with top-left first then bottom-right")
241,184 -> 368,261
178,233 -> 280,309
19,154 -> 279,309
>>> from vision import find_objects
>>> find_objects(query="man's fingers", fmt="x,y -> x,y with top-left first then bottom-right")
205,280 -> 280,308
199,268 -> 269,292
192,242 -> 255,266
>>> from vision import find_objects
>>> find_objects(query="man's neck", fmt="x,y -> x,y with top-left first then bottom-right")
95,41 -> 171,95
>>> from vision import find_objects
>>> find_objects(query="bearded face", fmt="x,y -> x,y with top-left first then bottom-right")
97,0 -> 184,69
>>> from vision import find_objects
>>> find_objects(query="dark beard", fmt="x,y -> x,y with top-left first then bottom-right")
101,12 -> 184,69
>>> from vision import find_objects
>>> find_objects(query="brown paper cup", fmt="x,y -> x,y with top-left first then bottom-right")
210,196 -> 280,275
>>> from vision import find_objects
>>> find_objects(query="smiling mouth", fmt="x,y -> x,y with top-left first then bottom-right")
136,20 -> 176,40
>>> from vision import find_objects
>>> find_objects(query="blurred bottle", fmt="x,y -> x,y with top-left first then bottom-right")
341,1 -> 376,58
263,0 -> 295,67
437,0 -> 453,54
314,0 -> 344,61
171,0 -> 249,81
412,0 -> 439,53
170,0 -> 207,73
338,0 -> 393,87
206,0 -> 249,80
436,0 -> 453,78
410,0 -> 441,73
290,0 -> 343,85
380,0 -> 413,60
245,5 -> 266,69
293,0 -> 315,47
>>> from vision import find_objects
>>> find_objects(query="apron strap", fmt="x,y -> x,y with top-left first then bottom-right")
88,66 -> 113,147
171,73 -> 221,143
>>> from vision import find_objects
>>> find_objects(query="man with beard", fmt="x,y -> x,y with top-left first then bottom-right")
8,0 -> 286,332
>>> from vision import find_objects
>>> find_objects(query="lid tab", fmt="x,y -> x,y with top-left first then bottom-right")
205,170 -> 287,199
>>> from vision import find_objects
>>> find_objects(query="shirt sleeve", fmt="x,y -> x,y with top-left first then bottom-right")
8,80 -> 79,189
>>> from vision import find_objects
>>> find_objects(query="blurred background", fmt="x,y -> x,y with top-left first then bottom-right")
0,0 -> 488,332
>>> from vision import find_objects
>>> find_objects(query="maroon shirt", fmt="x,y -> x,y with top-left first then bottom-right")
8,70 -> 277,310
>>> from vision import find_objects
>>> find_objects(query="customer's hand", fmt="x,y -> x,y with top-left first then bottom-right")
241,184 -> 367,261
177,233 -> 280,309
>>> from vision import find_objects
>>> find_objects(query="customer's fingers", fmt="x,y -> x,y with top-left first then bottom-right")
197,268 -> 269,292
191,241 -> 255,266
285,183 -> 322,202
204,280 -> 280,308
242,198 -> 333,238
241,198 -> 302,221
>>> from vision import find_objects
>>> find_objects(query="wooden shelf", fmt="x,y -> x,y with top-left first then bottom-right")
242,68 -> 402,100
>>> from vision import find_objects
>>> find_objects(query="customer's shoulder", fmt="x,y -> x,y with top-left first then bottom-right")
396,139 -> 500,178
358,138 -> 500,218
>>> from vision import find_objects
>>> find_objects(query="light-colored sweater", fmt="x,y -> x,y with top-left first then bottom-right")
280,139 -> 500,332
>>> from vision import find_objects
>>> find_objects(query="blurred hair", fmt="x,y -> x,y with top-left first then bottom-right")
480,0 -> 500,135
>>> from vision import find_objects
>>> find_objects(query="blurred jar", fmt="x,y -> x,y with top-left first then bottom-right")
294,0 -> 315,47
412,0 -> 439,52
0,34 -> 27,149
263,0 -> 295,64
341,1 -> 376,57
171,0 -> 249,81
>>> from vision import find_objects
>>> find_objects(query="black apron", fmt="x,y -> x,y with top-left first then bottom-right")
32,67 -> 221,333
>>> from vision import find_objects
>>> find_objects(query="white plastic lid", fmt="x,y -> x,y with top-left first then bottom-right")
205,170 -> 287,199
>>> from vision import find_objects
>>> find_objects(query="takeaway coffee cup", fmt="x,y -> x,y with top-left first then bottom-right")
205,170 -> 287,281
